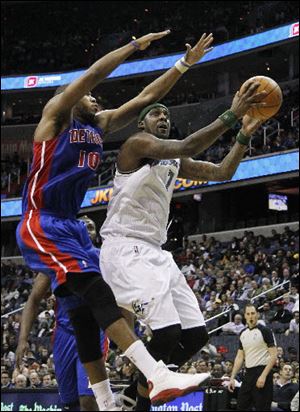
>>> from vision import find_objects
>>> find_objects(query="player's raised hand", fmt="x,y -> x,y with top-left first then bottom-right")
184,33 -> 214,65
241,114 -> 263,136
230,82 -> 268,118
134,30 -> 171,50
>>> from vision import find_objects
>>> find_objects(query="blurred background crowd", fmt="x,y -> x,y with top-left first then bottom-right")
1,1 -> 297,75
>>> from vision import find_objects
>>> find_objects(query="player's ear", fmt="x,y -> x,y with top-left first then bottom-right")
138,120 -> 145,130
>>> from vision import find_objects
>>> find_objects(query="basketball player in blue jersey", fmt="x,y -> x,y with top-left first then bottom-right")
16,31 -> 216,409
16,216 -> 107,411
99,84 -> 268,410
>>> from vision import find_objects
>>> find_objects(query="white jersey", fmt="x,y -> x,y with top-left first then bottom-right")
100,159 -> 181,246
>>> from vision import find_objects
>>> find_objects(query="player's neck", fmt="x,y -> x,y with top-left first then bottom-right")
75,113 -> 96,126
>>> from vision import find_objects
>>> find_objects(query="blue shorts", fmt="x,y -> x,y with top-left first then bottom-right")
16,210 -> 100,293
53,326 -> 109,404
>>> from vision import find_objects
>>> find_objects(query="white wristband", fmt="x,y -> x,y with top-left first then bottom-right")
174,58 -> 191,74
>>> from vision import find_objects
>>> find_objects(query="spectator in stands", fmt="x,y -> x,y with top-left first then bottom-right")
290,287 -> 299,303
272,301 -> 293,324
272,363 -> 299,411
235,279 -> 250,301
206,291 -> 217,312
271,270 -> 282,287
1,342 -> 15,369
247,280 -> 261,300
187,365 -> 197,374
212,363 -> 224,378
223,360 -> 234,378
287,348 -> 298,364
14,374 -> 27,389
37,347 -> 50,364
1,371 -> 12,388
283,294 -> 295,313
277,347 -> 285,362
28,371 -> 41,388
285,311 -> 299,336
260,302 -> 277,325
260,277 -> 277,301
42,373 -> 53,388
222,314 -> 245,335
281,268 -> 292,291
196,360 -> 209,374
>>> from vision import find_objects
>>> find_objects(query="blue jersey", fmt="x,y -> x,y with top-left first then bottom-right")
22,119 -> 104,218
55,296 -> 78,334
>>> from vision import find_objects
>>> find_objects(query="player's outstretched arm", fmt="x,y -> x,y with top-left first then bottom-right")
98,33 -> 214,134
178,115 -> 263,181
43,31 -> 170,119
15,273 -> 51,370
118,85 -> 265,172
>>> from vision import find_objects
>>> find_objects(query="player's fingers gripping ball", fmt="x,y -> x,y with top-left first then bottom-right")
240,75 -> 283,120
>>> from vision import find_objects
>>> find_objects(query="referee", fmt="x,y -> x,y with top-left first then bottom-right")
228,304 -> 278,411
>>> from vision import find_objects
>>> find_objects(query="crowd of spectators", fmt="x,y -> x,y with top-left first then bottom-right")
1,153 -> 28,198
1,226 -> 299,392
2,1 -> 298,75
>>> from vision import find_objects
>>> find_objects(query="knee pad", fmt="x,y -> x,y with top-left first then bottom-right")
68,305 -> 102,363
169,326 -> 209,368
66,272 -> 123,330
148,324 -> 182,361
180,326 -> 209,358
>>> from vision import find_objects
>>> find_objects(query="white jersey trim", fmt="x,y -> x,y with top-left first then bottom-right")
30,141 -> 46,209
26,210 -> 68,274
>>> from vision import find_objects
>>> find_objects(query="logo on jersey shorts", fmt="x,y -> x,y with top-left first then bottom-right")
132,299 -> 154,318
152,159 -> 180,168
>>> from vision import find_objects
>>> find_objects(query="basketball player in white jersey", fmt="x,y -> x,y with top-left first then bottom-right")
100,82 -> 266,410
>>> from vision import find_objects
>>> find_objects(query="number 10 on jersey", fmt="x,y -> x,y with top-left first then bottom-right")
78,150 -> 101,171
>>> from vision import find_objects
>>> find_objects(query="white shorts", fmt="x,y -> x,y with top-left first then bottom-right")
100,240 -> 205,330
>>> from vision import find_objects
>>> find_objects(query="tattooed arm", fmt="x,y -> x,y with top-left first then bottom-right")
178,141 -> 247,181
178,115 -> 263,181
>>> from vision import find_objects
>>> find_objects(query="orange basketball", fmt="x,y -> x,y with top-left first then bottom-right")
239,76 -> 283,120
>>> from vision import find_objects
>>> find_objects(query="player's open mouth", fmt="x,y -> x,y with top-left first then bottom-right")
157,123 -> 168,131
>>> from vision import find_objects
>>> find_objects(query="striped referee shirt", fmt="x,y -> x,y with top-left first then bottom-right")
239,324 -> 276,368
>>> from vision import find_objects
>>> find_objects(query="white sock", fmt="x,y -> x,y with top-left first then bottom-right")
91,379 -> 115,410
124,340 -> 158,379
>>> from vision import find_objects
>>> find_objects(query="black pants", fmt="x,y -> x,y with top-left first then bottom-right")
237,366 -> 273,411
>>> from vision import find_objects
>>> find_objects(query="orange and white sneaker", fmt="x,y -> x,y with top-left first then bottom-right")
148,361 -> 210,406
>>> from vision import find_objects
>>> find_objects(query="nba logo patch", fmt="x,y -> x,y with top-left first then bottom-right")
24,76 -> 39,88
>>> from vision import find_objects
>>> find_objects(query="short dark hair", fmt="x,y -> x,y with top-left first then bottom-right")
244,304 -> 258,313
280,362 -> 292,371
